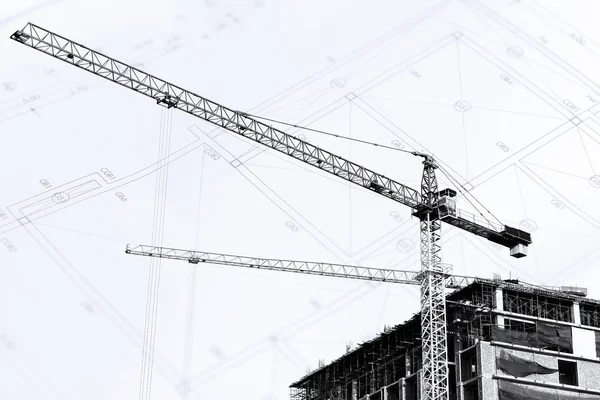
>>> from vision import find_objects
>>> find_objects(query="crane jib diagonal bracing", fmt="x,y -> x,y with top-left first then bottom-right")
11,22 -> 533,400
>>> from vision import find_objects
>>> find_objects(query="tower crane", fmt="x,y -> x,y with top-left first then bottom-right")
11,23 -> 532,400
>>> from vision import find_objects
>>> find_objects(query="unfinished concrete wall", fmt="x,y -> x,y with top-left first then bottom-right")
480,376 -> 497,400
477,343 -> 496,400
577,358 -> 600,390
485,342 -> 600,395
479,342 -> 494,376
491,345 -> 560,384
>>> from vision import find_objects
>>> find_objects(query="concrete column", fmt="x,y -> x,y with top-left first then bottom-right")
495,288 -> 504,327
456,340 -> 463,400
573,302 -> 581,324
400,379 -> 406,400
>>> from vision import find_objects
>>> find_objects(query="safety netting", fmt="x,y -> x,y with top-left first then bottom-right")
491,320 -> 573,352
496,349 -> 557,378
498,380 -> 600,400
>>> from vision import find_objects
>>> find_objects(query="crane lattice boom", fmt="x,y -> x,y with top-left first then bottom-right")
10,23 -> 531,255
125,244 -> 478,288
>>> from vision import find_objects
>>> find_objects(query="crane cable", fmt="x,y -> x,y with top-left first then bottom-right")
244,111 -> 505,231
240,112 -> 417,156
436,165 -> 504,231
140,108 -> 173,399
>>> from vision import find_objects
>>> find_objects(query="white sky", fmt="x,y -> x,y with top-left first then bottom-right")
1,0 -> 600,399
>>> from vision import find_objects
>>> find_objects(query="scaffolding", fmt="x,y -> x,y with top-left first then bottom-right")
580,303 -> 600,328
289,282 -> 495,400
503,288 -> 573,322
290,314 -> 421,400
289,279 -> 600,400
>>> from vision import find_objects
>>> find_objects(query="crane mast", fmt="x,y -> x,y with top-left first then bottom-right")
418,156 -> 448,399
11,23 -> 532,400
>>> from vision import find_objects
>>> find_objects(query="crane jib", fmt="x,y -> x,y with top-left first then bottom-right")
10,22 -> 531,256
124,244 -> 476,289
10,24 -> 424,208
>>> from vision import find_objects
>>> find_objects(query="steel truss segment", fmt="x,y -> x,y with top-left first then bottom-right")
124,245 -> 471,289
420,218 -> 449,400
419,161 -> 449,400
11,23 -> 422,209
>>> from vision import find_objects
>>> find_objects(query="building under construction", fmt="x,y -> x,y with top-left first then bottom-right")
290,279 -> 600,400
